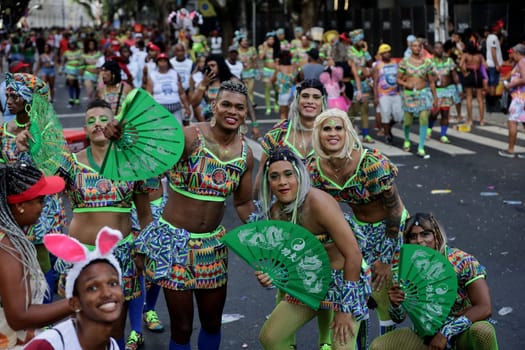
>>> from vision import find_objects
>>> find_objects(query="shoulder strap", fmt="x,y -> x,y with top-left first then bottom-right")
50,327 -> 65,349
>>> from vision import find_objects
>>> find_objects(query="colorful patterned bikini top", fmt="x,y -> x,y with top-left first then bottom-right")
398,58 -> 434,80
1,123 -> 32,163
432,57 -> 456,77
261,119 -> 313,161
169,127 -> 249,202
307,148 -> 398,205
444,246 -> 486,319
59,152 -> 149,212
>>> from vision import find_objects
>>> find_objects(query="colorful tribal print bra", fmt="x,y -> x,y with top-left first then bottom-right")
261,119 -> 313,161
307,149 -> 398,205
398,58 -> 433,79
1,123 -> 32,163
169,127 -> 248,201
60,152 -> 149,212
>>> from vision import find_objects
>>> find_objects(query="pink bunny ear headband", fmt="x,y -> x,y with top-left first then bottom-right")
43,226 -> 123,299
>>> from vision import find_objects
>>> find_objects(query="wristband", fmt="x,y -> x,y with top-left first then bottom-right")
252,121 -> 259,127
198,84 -> 206,91
246,200 -> 265,223
335,260 -> 372,320
440,315 -> 472,340
456,84 -> 463,93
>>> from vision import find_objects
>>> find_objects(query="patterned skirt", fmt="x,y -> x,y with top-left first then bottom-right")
436,85 -> 457,109
401,88 -> 433,114
134,217 -> 228,291
345,209 -> 408,267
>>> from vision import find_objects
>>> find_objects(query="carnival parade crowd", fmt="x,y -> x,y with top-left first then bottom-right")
0,17 -> 521,350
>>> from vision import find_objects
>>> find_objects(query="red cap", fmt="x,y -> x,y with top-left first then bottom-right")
147,42 -> 160,52
339,32 -> 350,43
7,175 -> 65,204
508,48 -> 514,54
9,61 -> 30,73
156,53 -> 169,61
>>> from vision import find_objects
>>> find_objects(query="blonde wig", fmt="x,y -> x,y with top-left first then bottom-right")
312,108 -> 363,160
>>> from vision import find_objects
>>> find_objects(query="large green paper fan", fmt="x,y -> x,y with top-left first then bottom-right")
100,88 -> 185,181
221,220 -> 331,310
28,93 -> 69,176
399,244 -> 458,337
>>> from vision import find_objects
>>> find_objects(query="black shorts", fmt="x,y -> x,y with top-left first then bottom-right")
463,69 -> 483,89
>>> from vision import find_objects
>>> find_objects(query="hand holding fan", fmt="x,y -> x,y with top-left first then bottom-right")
398,244 -> 458,337
221,220 -> 331,310
100,88 -> 185,181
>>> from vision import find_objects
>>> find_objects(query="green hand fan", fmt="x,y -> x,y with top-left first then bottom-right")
100,88 -> 185,181
28,93 -> 69,176
398,244 -> 458,337
221,220 -> 331,310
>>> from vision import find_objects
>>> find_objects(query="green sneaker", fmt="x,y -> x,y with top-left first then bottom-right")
74,99 -> 80,105
125,330 -> 144,350
403,140 -> 411,152
274,104 -> 280,113
417,148 -> 430,159
320,344 -> 332,350
143,310 -> 164,332
363,135 -> 375,143
265,107 -> 271,115
426,128 -> 432,139
440,135 -> 450,144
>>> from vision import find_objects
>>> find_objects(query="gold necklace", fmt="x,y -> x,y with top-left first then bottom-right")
327,158 -> 350,181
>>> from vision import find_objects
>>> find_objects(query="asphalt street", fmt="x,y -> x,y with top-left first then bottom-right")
3,73 -> 524,349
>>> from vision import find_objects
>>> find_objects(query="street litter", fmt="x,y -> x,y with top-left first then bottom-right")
480,192 -> 499,196
503,200 -> 522,205
498,307 -> 513,316
431,189 -> 452,194
222,314 -> 245,324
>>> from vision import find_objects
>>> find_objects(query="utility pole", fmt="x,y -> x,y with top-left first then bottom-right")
239,0 -> 247,32
434,0 -> 448,43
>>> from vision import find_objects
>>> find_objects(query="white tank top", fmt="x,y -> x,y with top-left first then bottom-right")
149,69 -> 181,105
169,58 -> 193,91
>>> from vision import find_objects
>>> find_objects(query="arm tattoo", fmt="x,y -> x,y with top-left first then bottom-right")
383,187 -> 402,239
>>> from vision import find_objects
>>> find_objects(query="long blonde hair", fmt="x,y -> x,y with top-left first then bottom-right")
312,108 -> 363,160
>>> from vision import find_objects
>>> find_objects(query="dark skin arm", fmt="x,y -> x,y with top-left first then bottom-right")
233,147 -> 256,222
387,284 -> 407,323
429,278 -> 492,350
372,185 -> 403,291
0,236 -> 71,330
253,152 -> 268,199
372,63 -> 380,107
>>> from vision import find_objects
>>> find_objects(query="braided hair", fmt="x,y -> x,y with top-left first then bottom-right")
0,162 -> 47,307
403,213 -> 447,253
218,79 -> 248,97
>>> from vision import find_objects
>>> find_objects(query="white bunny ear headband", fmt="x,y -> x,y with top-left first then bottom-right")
44,226 -> 123,299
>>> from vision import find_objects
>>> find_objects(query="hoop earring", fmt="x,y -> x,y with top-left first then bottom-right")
25,104 -> 32,115
210,116 -> 216,128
